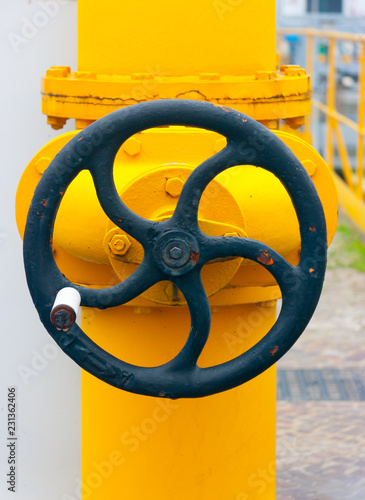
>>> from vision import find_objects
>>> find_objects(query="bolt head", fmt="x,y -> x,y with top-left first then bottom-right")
109,234 -> 131,256
213,138 -> 227,153
35,156 -> 51,174
46,66 -> 70,78
302,159 -> 317,177
169,246 -> 183,260
47,116 -> 67,130
123,137 -> 141,156
165,177 -> 184,198
255,70 -> 277,80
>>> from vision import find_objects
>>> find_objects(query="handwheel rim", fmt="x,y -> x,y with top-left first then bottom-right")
23,99 -> 327,399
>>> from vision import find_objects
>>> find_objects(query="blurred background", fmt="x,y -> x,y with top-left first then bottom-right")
276,1 -> 365,498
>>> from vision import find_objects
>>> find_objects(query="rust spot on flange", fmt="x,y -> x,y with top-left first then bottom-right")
257,250 -> 274,265
309,226 -> 316,232
309,268 -> 314,273
40,200 -> 47,207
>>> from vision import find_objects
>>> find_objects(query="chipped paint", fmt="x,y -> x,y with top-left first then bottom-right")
269,346 -> 279,356
190,251 -> 199,263
257,250 -> 274,265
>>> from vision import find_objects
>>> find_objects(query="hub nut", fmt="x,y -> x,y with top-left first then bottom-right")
169,246 -> 183,260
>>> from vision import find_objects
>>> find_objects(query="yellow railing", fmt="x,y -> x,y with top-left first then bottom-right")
278,28 -> 365,232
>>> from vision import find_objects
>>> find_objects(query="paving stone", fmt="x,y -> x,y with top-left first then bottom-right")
276,220 -> 365,499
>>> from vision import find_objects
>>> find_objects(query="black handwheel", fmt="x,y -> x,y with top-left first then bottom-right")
23,99 -> 327,399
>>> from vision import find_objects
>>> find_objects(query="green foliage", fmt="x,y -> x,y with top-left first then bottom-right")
328,215 -> 365,272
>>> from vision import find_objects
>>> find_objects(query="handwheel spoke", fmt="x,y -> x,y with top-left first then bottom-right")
89,149 -> 155,246
74,258 -> 163,309
171,145 -> 240,229
166,271 -> 211,370
201,236 -> 299,293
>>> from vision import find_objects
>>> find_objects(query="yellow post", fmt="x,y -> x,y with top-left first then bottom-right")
326,38 -> 336,169
77,4 -> 278,497
81,305 -> 277,500
305,35 -> 314,136
357,42 -> 365,200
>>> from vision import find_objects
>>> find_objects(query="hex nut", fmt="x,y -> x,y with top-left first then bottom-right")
46,66 -> 70,78
35,157 -> 51,175
109,234 -> 131,256
47,116 -> 67,130
255,70 -> 277,80
165,177 -> 184,198
123,137 -> 141,156
280,65 -> 306,77
285,116 -> 305,129
302,159 -> 317,177
76,119 -> 95,130
213,138 -> 227,153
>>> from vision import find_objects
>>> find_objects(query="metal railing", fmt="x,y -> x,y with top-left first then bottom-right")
278,28 -> 365,232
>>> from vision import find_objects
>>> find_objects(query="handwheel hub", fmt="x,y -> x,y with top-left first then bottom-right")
155,230 -> 199,276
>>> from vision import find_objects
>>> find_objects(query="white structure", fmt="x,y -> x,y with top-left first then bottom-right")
0,2 -> 81,499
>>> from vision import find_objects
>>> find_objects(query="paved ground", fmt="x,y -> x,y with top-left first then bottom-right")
276,214 -> 365,499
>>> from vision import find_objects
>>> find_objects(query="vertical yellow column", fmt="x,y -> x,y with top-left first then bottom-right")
82,304 -> 276,500
78,1 -> 278,498
78,0 -> 277,76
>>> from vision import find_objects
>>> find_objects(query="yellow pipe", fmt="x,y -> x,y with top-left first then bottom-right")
305,35 -> 314,136
76,2 -> 280,499
333,121 -> 355,190
333,172 -> 365,233
326,39 -> 336,169
81,303 -> 277,500
357,42 -> 365,200
279,27 -> 365,43
313,99 -> 365,136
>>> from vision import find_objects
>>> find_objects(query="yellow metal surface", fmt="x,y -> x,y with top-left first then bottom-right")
279,27 -> 365,43
333,172 -> 365,233
78,0 -> 276,76
357,43 -> 365,200
103,165 -> 247,305
81,303 -> 277,500
16,127 -> 337,304
41,66 -> 311,124
40,0 -> 310,127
